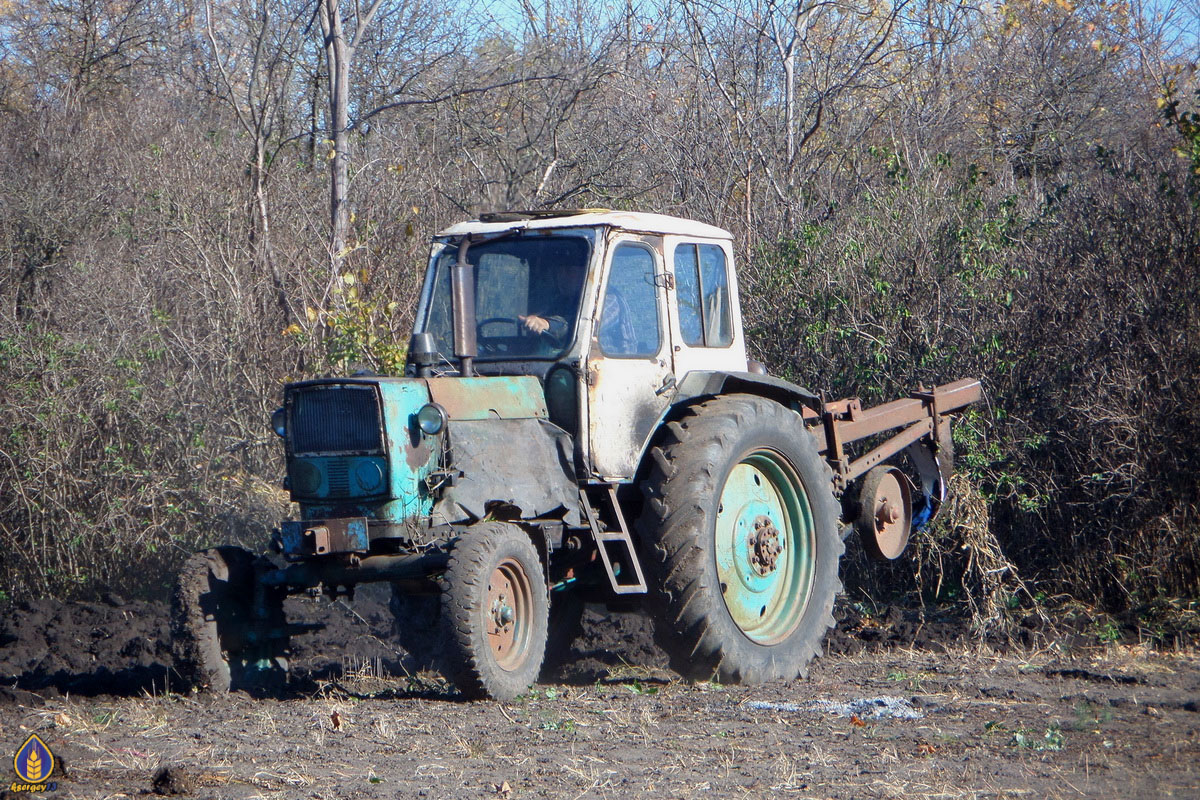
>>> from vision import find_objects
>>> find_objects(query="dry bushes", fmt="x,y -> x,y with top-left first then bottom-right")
0,97 -> 296,601
0,0 -> 1196,627
748,119 -> 1200,623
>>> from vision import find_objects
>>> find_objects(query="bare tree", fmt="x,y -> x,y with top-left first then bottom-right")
316,0 -> 388,274
676,0 -> 907,223
203,0 -> 311,321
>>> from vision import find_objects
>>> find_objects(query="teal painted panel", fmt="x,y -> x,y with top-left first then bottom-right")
287,455 -> 388,499
289,377 -> 544,529
377,379 -> 437,524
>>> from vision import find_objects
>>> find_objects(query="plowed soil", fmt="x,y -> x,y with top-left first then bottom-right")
1,588 -> 1197,799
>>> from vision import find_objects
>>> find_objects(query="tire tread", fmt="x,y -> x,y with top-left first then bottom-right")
638,395 -> 843,683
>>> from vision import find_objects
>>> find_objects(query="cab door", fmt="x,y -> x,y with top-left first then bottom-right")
662,235 -> 748,376
584,234 -> 673,481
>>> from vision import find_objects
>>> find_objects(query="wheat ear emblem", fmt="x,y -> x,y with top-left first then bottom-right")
15,734 -> 53,783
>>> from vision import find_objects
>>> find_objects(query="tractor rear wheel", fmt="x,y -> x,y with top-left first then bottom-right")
171,546 -> 288,694
441,522 -> 549,700
638,394 -> 842,683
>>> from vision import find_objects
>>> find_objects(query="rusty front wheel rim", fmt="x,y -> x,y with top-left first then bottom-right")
486,557 -> 534,672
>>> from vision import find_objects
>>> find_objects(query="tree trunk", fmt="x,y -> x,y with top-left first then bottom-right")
251,134 -> 291,322
320,0 -> 351,276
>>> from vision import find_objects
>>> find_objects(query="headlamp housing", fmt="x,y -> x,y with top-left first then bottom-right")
416,403 -> 448,436
270,407 -> 287,438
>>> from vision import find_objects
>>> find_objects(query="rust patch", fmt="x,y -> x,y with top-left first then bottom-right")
406,436 -> 433,470
426,376 -> 548,420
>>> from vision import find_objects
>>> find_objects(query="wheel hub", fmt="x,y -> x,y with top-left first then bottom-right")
747,516 -> 783,576
876,501 -> 901,527
714,453 -> 817,645
487,568 -> 517,658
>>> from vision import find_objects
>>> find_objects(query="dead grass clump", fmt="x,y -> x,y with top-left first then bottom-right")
913,474 -> 1046,641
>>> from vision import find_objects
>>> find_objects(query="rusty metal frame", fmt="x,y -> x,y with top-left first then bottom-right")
280,517 -> 370,559
808,378 -> 982,490
261,551 -> 449,592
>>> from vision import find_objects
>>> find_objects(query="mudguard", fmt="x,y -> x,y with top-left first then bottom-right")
613,370 -> 822,485
673,370 -> 822,414
433,418 -> 582,526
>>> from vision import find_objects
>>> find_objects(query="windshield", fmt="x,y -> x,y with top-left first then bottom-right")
418,233 -> 592,362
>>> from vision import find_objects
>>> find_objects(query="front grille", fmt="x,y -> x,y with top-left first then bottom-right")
290,384 -> 384,456
326,460 -> 350,496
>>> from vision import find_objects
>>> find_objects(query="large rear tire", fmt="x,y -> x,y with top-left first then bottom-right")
441,522 -> 549,700
638,394 -> 843,683
171,546 -> 288,694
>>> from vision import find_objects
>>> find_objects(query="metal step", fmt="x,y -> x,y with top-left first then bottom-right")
579,485 -> 648,595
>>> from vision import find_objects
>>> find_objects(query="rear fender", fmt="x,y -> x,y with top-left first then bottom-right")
624,370 -> 822,484
673,370 -> 821,414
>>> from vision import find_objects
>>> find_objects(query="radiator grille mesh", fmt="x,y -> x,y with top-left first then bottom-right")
290,385 -> 383,455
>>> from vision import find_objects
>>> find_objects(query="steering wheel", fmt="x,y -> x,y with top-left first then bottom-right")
477,316 -> 524,355
478,316 -> 522,335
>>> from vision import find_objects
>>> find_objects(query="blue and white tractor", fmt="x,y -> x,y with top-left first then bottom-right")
172,210 -> 980,700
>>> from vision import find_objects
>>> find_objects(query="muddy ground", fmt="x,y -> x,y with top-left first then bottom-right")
1,589 -> 1197,799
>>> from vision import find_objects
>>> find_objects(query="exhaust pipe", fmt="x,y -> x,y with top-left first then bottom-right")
451,237 -> 477,377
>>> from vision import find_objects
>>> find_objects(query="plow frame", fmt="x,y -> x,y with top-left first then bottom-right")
802,378 -> 983,526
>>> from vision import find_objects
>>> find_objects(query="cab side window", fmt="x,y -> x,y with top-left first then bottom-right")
599,243 -> 661,357
673,243 -> 732,347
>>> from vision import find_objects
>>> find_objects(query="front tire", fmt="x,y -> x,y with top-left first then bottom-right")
639,394 -> 843,683
441,522 -> 549,700
171,546 -> 288,693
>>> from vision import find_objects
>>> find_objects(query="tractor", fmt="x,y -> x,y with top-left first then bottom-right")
171,210 -> 981,700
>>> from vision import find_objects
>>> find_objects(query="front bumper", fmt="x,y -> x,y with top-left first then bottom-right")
280,518 -> 369,559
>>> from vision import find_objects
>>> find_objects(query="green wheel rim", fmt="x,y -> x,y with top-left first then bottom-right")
714,448 -> 816,645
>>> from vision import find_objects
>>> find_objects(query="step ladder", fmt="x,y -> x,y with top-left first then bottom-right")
579,485 -> 647,595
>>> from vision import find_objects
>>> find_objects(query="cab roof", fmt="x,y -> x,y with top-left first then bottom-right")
436,209 -> 732,241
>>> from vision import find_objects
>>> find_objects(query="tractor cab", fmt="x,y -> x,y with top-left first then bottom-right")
411,209 -> 750,481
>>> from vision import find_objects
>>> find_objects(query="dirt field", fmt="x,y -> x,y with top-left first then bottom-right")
1,590 -> 1197,799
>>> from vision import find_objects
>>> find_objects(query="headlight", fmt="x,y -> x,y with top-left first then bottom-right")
416,403 -> 448,436
271,407 -> 287,437
355,460 -> 384,492
290,460 -> 321,495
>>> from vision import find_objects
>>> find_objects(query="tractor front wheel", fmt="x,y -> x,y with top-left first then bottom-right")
639,394 -> 843,683
441,522 -> 549,700
171,546 -> 288,694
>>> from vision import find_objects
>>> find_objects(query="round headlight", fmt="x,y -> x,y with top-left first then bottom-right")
291,460 -> 321,495
416,403 -> 447,436
355,460 -> 384,492
270,407 -> 287,438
